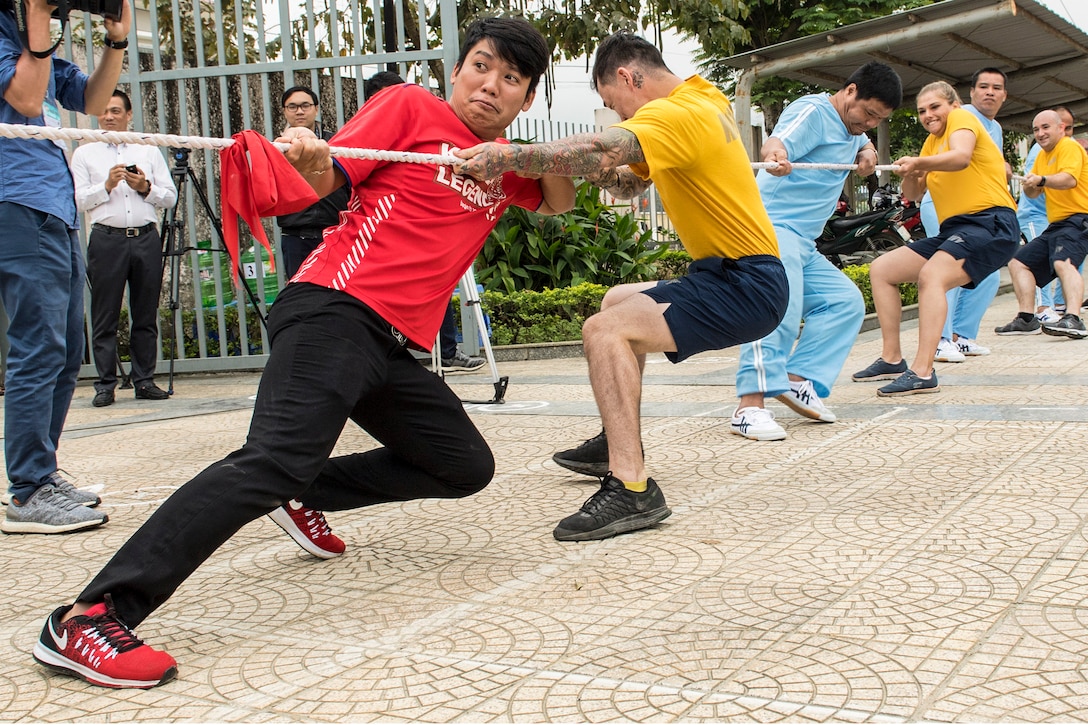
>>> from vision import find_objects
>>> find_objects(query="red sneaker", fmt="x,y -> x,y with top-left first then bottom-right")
33,595 -> 177,689
268,499 -> 346,559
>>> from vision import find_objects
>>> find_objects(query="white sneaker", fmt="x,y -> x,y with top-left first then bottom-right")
1038,307 -> 1062,324
934,338 -> 966,363
955,337 -> 990,356
774,379 -> 836,423
730,406 -> 786,441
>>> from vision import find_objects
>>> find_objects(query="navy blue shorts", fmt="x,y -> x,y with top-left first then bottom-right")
907,207 -> 1019,289
642,254 -> 788,363
1013,214 -> 1088,287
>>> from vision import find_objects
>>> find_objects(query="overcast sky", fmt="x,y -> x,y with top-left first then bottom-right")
519,0 -> 1088,126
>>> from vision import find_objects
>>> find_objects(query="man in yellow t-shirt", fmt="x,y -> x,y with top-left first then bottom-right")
997,109 -> 1088,338
455,32 -> 787,542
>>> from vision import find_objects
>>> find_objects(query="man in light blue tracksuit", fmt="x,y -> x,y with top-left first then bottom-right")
732,62 -> 903,441
919,68 -> 1010,363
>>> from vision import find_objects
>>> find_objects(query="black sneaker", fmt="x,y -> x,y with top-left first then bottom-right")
553,475 -> 671,541
851,357 -> 907,382
994,316 -> 1041,335
1041,313 -> 1088,339
552,430 -> 609,477
877,369 -> 940,397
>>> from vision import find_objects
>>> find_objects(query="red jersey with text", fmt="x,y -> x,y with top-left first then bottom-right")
292,83 -> 543,349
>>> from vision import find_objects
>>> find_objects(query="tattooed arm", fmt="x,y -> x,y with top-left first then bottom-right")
454,126 -> 651,199
581,166 -> 652,200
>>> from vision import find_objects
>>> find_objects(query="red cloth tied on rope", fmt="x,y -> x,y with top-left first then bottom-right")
219,130 -> 319,281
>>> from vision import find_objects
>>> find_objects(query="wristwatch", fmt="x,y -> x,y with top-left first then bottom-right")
1039,176 -> 1047,187
104,37 -> 129,50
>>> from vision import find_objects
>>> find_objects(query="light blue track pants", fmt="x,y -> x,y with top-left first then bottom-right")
736,228 -> 865,399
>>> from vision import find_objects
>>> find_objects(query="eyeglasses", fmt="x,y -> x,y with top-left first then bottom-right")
285,102 -> 315,112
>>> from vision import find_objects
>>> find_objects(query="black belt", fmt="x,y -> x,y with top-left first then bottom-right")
92,222 -> 156,238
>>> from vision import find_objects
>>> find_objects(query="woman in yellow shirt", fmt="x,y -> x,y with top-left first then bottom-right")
853,80 -> 1018,396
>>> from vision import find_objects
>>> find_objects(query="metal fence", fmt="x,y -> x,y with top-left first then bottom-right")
56,2 -> 672,377
62,0 -> 460,376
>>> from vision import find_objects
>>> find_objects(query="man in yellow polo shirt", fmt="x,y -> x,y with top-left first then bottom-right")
996,108 -> 1088,338
455,32 -> 787,541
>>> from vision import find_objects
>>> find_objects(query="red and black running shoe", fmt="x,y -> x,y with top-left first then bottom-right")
33,594 -> 177,689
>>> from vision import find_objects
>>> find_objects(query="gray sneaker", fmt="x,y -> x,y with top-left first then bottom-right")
852,357 -> 908,382
994,315 -> 1041,335
1041,313 -> 1088,339
45,471 -> 101,508
877,369 -> 940,397
1,484 -> 108,534
441,350 -> 486,373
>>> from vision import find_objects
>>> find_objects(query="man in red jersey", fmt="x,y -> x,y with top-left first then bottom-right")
30,16 -> 574,690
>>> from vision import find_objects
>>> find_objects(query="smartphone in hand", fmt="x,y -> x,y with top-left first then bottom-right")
126,164 -> 138,173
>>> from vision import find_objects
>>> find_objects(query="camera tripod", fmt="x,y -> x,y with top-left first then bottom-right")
429,265 -> 508,405
159,148 -> 267,393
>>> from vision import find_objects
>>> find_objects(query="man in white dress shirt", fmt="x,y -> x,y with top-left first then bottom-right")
71,89 -> 177,407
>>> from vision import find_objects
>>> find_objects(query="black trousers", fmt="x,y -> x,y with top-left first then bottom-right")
78,283 -> 495,627
280,233 -> 322,279
86,226 -> 163,391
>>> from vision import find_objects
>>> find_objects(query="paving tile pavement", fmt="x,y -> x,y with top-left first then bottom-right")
4,291 -> 1088,721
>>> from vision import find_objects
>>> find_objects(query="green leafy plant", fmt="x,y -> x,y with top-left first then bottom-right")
653,249 -> 694,280
455,283 -> 607,345
476,182 -> 667,293
842,264 -> 918,314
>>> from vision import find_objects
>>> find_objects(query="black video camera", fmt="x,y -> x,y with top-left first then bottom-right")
47,0 -> 124,21
171,147 -> 190,165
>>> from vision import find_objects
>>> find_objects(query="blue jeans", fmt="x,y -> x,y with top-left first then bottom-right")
0,203 -> 84,503
737,229 -> 865,399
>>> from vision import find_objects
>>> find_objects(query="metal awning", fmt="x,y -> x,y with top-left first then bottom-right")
720,0 -> 1088,148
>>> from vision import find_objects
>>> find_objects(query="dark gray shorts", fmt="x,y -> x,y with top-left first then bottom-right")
908,207 -> 1019,288
642,254 -> 788,363
1013,213 -> 1088,287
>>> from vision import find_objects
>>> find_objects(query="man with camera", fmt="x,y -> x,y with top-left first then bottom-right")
71,88 -> 177,407
0,0 -> 132,534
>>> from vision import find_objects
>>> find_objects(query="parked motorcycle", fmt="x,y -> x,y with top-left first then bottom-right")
816,186 -> 913,268
871,183 -> 925,241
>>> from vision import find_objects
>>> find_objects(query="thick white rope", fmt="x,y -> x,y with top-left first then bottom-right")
0,123 -> 1028,180
752,161 -> 899,172
0,123 -> 460,165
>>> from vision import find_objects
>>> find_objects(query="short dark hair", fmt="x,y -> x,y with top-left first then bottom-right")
111,89 -> 132,112
591,33 -> 669,91
971,67 -> 1007,87
844,61 -> 902,110
363,71 -> 405,101
282,86 -> 318,107
454,16 -> 549,99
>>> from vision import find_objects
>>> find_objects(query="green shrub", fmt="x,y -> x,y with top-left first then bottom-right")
456,283 -> 607,345
653,249 -> 692,280
476,181 -> 667,293
842,264 -> 918,314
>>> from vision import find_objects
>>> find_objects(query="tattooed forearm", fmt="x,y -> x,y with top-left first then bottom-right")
582,166 -> 652,199
509,126 -> 645,178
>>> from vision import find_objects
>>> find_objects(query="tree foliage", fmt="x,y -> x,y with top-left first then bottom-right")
152,0 -> 279,66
